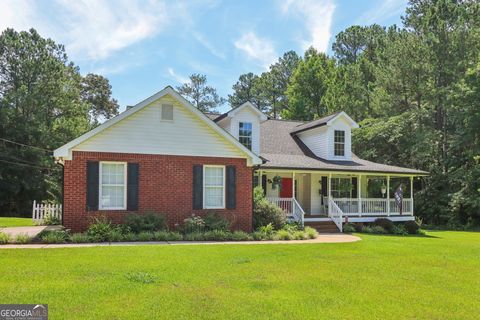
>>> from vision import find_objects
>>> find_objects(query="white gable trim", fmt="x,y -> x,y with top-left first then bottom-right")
229,102 -> 268,121
54,86 -> 262,166
326,111 -> 359,128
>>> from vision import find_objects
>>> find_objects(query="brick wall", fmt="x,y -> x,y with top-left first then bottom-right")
63,151 -> 253,232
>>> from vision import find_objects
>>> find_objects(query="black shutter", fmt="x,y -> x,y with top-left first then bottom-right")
351,177 -> 358,198
226,165 -> 236,209
127,163 -> 139,211
321,176 -> 328,197
193,165 -> 203,209
86,161 -> 99,211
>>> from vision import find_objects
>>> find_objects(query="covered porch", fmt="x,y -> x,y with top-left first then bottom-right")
255,169 -> 418,231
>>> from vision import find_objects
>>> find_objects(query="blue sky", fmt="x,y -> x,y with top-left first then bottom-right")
0,0 -> 407,113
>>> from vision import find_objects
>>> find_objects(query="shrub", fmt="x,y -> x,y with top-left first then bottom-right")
252,231 -> 268,241
282,222 -> 299,233
230,231 -> 251,241
43,212 -> 61,226
41,231 -> 68,244
183,232 -> 206,241
15,233 -> 31,244
304,227 -> 318,239
204,212 -> 230,231
253,198 -> 286,230
374,218 -> 394,233
137,231 -> 154,241
152,231 -> 171,241
0,232 -> 10,244
275,229 -> 292,240
166,231 -> 183,241
107,229 -> 124,242
204,230 -> 230,241
404,221 -> 420,234
292,231 -> 307,240
392,224 -> 408,236
122,232 -> 137,242
183,214 -> 205,233
70,233 -> 90,243
124,213 -> 167,233
258,223 -> 274,235
343,223 -> 356,233
87,216 -> 114,242
361,225 -> 387,234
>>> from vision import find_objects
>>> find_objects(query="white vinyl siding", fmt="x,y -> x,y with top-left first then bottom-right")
229,107 -> 261,155
99,162 -> 127,210
297,126 -> 329,159
161,104 -> 173,121
203,165 -> 225,209
74,95 -> 244,159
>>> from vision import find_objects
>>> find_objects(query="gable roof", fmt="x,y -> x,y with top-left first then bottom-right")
54,86 -> 262,166
260,119 -> 428,175
214,102 -> 267,123
290,111 -> 359,134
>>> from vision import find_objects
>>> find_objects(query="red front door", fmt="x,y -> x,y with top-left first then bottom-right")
280,178 -> 293,198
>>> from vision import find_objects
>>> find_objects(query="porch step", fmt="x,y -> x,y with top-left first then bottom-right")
304,220 -> 340,233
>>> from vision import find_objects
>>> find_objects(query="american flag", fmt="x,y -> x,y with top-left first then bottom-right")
394,183 -> 403,215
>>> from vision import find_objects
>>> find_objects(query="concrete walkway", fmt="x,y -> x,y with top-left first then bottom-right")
0,225 -> 62,238
0,233 -> 360,249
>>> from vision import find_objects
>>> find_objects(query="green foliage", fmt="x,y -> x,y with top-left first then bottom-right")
404,221 -> 420,234
392,224 -> 408,236
137,232 -> 154,242
176,74 -> 225,113
203,212 -> 230,231
343,223 -> 357,233
70,233 -> 90,243
183,214 -> 206,233
87,216 -> 115,242
374,218 -> 395,233
183,232 -> 206,241
274,230 -> 293,240
152,231 -> 171,241
122,232 -> 137,242
203,230 -> 230,241
14,233 -> 31,244
0,232 -> 10,244
230,231 -> 252,241
40,230 -> 68,244
107,229 -> 124,242
124,213 -> 167,233
304,227 -> 319,239
165,232 -> 183,241
362,225 -> 387,234
258,223 -> 274,235
253,195 -> 287,230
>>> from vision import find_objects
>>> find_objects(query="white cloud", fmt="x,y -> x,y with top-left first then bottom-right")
234,32 -> 277,68
356,0 -> 407,25
193,32 -> 226,59
0,0 -> 169,62
281,0 -> 335,52
167,68 -> 189,84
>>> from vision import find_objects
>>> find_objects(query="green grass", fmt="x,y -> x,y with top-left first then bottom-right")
1,231 -> 479,319
0,217 -> 34,227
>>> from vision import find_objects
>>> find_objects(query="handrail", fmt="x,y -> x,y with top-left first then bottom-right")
328,198 -> 343,232
292,198 -> 305,228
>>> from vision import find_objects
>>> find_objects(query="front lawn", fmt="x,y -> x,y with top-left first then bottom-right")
1,231 -> 479,319
0,217 -> 34,227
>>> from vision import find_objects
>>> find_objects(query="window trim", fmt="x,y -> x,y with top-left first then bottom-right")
99,161 -> 127,210
331,177 -> 351,198
238,122 -> 253,150
203,165 -> 226,209
334,130 -> 345,157
160,104 -> 174,122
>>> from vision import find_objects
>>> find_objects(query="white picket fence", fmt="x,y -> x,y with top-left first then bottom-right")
32,200 -> 62,223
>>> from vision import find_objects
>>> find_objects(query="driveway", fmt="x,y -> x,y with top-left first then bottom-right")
0,225 -> 61,238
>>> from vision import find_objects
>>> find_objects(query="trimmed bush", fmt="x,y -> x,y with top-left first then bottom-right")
253,198 -> 286,230
152,231 -> 170,241
137,231 -> 154,241
362,225 -> 387,234
392,224 -> 408,235
404,221 -> 420,234
275,230 -> 292,240
87,216 -> 114,242
374,218 -> 394,233
166,232 -> 183,241
0,232 -> 10,244
204,212 -> 230,231
343,223 -> 356,233
124,213 -> 167,233
40,231 -> 68,244
230,231 -> 251,241
183,214 -> 205,233
292,231 -> 307,240
107,229 -> 124,242
70,233 -> 90,243
122,232 -> 137,242
15,233 -> 31,244
204,230 -> 230,241
251,231 -> 268,241
184,232 -> 206,241
304,227 -> 318,239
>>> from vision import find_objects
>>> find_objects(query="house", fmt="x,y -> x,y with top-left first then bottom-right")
54,86 -> 427,233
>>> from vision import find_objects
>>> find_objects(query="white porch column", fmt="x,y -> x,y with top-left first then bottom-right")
357,174 -> 361,216
387,175 -> 390,216
328,173 -> 332,216
410,176 -> 414,215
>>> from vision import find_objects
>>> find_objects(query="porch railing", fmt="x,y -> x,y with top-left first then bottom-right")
292,198 -> 305,228
331,198 -> 413,216
266,197 -> 304,226
328,198 -> 343,232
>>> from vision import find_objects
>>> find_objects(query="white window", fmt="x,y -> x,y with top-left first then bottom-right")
99,162 -> 127,210
239,122 -> 252,150
334,130 -> 345,156
161,104 -> 174,121
203,165 -> 225,209
331,177 -> 351,198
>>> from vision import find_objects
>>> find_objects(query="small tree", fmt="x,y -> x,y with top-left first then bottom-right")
176,74 -> 225,113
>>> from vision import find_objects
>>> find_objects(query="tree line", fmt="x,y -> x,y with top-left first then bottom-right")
1,0 -> 479,227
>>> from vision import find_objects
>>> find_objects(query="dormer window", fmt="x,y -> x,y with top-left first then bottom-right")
334,130 -> 345,156
239,122 -> 252,150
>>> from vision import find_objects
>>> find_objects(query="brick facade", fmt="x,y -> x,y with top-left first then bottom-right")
63,151 -> 253,232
